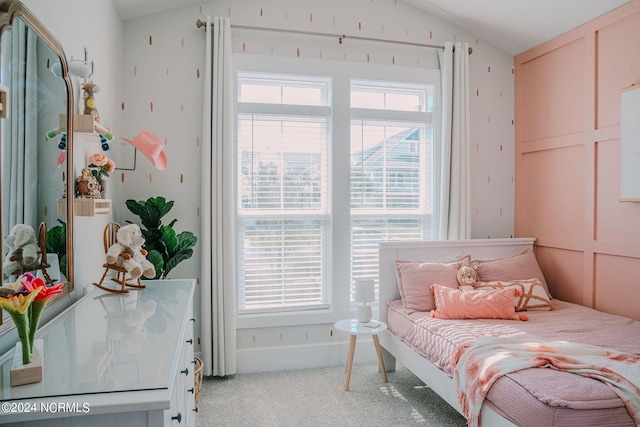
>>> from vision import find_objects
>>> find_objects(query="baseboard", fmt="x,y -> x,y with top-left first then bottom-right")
237,338 -> 379,373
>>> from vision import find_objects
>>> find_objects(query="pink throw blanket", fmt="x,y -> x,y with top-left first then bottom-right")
452,334 -> 640,427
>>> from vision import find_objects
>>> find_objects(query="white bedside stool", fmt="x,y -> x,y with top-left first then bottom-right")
334,319 -> 388,391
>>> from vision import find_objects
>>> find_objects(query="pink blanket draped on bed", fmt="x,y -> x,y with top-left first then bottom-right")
452,334 -> 640,427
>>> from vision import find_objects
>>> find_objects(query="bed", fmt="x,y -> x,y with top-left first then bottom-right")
377,238 -> 640,427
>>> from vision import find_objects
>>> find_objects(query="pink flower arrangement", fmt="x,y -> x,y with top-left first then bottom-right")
88,152 -> 116,185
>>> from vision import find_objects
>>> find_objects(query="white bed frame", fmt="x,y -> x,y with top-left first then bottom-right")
378,237 -> 536,427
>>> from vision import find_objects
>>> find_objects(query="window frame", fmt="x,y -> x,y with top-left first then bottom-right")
233,54 -> 441,330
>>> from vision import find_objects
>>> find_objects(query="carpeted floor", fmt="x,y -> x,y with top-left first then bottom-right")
195,363 -> 466,426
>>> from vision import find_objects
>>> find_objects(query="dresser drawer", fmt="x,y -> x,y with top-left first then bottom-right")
165,301 -> 196,426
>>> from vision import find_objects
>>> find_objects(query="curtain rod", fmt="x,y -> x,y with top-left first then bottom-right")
195,19 -> 472,54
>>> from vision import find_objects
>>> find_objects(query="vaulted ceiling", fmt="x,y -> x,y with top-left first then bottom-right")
402,0 -> 631,55
114,0 -> 632,55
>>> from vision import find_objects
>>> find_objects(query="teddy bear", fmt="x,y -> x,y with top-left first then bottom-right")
106,299 -> 156,354
455,264 -> 478,291
106,224 -> 155,280
3,224 -> 40,278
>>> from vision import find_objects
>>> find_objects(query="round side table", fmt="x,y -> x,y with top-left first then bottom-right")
334,319 -> 388,391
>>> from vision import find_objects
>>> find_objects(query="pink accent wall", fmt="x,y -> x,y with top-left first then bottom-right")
515,0 -> 640,321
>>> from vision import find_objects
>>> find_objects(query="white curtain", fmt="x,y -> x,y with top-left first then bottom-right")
200,16 -> 236,377
438,41 -> 471,240
1,19 -> 38,234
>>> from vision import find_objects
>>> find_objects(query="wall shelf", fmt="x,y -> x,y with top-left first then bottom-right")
58,113 -> 95,133
57,198 -> 112,217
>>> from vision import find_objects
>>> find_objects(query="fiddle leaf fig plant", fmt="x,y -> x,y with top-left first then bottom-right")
46,219 -> 67,276
125,196 -> 197,279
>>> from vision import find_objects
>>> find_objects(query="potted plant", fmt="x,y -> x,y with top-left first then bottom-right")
46,220 -> 66,276
125,196 -> 197,279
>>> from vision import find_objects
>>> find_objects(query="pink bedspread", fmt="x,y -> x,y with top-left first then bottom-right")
388,299 -> 640,373
387,298 -> 640,426
452,334 -> 640,427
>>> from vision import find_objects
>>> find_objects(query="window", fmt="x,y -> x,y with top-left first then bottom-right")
238,74 -> 329,106
350,81 -> 434,293
237,73 -> 331,314
235,57 -> 438,321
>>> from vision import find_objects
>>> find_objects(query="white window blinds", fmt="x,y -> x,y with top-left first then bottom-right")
237,73 -> 331,313
234,64 -> 438,318
349,81 -> 435,293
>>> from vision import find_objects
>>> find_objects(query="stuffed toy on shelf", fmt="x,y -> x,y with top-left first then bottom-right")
45,81 -> 114,162
82,81 -> 100,122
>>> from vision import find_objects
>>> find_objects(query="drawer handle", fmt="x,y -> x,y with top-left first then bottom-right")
172,412 -> 182,423
186,338 -> 193,345
188,387 -> 194,394
181,368 -> 189,376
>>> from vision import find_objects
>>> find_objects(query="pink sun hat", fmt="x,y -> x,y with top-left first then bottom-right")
121,130 -> 168,170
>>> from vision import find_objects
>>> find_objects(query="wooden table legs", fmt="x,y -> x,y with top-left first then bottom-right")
373,334 -> 388,383
344,334 -> 388,391
344,335 -> 357,391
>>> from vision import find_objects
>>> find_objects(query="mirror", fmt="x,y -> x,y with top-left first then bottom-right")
0,1 -> 74,333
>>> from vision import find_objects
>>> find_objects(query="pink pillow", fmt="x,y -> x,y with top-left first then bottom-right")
430,284 -> 528,321
472,249 -> 552,298
394,256 -> 470,314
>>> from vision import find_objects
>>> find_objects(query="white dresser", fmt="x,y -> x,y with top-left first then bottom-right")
0,279 -> 196,426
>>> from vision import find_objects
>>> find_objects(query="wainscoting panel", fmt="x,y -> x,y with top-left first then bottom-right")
520,38 -> 585,143
534,246 -> 585,305
595,10 -> 640,130
515,0 -> 640,320
520,146 -> 585,242
595,254 -> 640,320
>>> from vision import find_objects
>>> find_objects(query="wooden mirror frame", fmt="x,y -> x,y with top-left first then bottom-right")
0,1 -> 74,334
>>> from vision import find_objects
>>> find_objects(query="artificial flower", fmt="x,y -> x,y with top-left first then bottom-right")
17,272 -> 36,287
20,275 -> 64,354
0,278 -> 25,296
0,286 -> 41,364
89,152 -> 108,166
0,289 -> 40,314
104,158 -> 116,174
87,152 -> 116,186
22,276 -> 64,302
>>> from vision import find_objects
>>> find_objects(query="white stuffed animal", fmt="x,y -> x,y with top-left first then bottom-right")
106,224 -> 155,280
106,300 -> 156,354
3,224 -> 40,277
